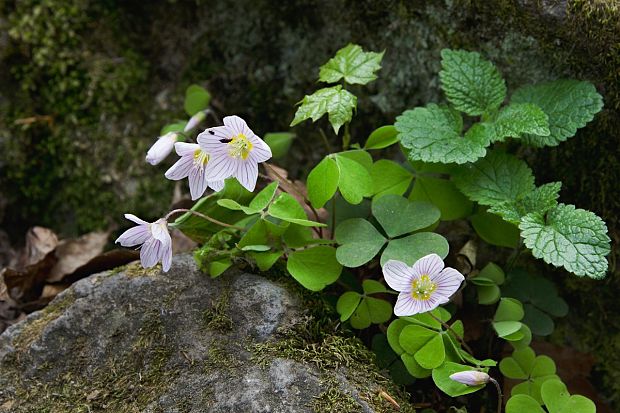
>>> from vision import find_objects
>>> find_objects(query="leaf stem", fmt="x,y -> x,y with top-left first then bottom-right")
429,313 -> 475,355
165,209 -> 244,231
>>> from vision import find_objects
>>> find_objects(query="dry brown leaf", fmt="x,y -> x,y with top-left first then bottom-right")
17,226 -> 58,269
40,284 -> 68,299
47,231 -> 110,282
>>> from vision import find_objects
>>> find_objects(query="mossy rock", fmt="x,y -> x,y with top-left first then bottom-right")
0,254 -> 413,412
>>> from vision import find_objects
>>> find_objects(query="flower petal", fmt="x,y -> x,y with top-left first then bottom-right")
431,267 -> 464,298
234,160 -> 258,192
223,115 -> 251,136
450,371 -> 490,386
140,238 -> 160,268
418,296 -> 441,313
161,241 -> 172,272
249,135 -> 273,163
174,142 -> 200,156
204,153 -> 239,181
124,213 -> 149,225
197,126 -> 233,155
189,165 -> 209,200
394,292 -> 420,316
209,179 -> 225,192
115,225 -> 150,247
146,133 -> 177,165
411,253 -> 445,277
165,155 -> 194,180
382,260 -> 414,292
150,219 -> 171,245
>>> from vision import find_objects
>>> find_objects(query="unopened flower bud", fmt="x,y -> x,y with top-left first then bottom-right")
146,132 -> 178,165
184,110 -> 207,132
449,371 -> 490,386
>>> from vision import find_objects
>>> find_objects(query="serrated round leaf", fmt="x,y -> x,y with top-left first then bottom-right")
471,210 -> 520,248
381,232 -> 449,266
319,43 -> 384,85
335,218 -> 386,267
432,362 -> 487,397
520,204 -> 610,278
337,291 -> 362,322
454,151 -> 535,206
511,80 -> 604,147
439,49 -> 506,116
290,85 -> 357,133
387,319 -> 409,355
493,103 -> 550,140
286,246 -> 342,291
396,104 -> 490,164
506,395 -> 546,413
264,132 -> 295,159
401,353 -> 432,378
335,154 -> 373,204
372,195 -> 440,237
371,160 -> 413,199
307,157 -> 339,209
414,333 -> 446,369
410,176 -> 473,220
365,125 -> 399,149
184,84 -> 211,116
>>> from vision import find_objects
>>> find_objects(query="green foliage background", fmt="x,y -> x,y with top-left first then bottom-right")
0,0 -> 619,406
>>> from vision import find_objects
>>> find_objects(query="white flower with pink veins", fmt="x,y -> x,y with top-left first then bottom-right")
198,115 -> 272,192
165,142 -> 224,200
115,214 -> 172,272
382,253 -> 464,316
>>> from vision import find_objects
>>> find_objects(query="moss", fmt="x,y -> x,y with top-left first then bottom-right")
310,375 -> 361,413
202,285 -> 233,332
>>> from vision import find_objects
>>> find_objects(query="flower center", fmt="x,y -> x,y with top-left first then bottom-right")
228,133 -> 253,160
411,275 -> 437,301
193,149 -> 209,166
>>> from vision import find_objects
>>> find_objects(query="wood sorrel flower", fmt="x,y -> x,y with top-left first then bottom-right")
382,253 -> 464,316
146,132 -> 179,165
115,214 -> 172,272
197,115 -> 272,192
449,371 -> 490,386
165,142 -> 224,200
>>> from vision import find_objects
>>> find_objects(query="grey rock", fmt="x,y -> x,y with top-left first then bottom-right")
0,254 -> 399,412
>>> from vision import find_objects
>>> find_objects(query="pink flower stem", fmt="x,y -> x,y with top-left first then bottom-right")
165,209 -> 245,231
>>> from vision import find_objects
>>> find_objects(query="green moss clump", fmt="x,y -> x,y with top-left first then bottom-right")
202,284 -> 233,332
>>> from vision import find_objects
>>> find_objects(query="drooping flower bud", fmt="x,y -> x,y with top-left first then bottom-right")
184,110 -> 207,132
146,132 -> 178,165
449,371 -> 490,386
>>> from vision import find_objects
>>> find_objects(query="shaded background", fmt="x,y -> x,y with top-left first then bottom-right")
0,0 -> 619,409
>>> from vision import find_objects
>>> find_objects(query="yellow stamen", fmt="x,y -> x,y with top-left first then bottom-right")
228,133 -> 253,160
411,275 -> 437,301
193,149 -> 209,166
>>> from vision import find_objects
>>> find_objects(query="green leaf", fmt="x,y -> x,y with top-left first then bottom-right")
396,104 -> 490,164
399,325 -> 437,355
476,285 -> 501,305
249,251 -> 283,271
268,193 -> 326,227
318,43 -> 384,85
286,246 -> 342,291
453,151 -> 535,206
371,160 -> 413,199
290,85 -> 357,134
432,362 -> 488,397
184,84 -> 211,116
495,298 -> 525,321
335,218 -> 386,267
493,321 -> 523,338
520,204 -> 611,278
381,232 -> 449,266
471,210 -> 520,248
414,333 -> 446,369
337,291 -> 362,322
541,380 -> 596,413
401,353 -> 432,378
241,244 -> 271,252
500,347 -> 558,404
439,49 -> 506,116
365,125 -> 399,149
307,157 -> 339,209
209,258 -> 232,277
506,395 -> 546,413
489,182 -> 561,224
249,182 -> 279,211
479,262 -> 505,284
349,299 -> 372,329
410,177 -> 473,221
335,154 -> 373,204
282,224 -> 313,248
492,103 -> 550,141
337,150 -> 373,171
372,195 -> 440,238
362,279 -> 388,294
387,319 -> 409,355
365,297 -> 392,324
264,132 -> 295,159
511,80 -> 604,147
160,122 -> 186,135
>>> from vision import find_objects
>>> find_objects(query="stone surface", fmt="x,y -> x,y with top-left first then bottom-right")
0,254 -> 405,412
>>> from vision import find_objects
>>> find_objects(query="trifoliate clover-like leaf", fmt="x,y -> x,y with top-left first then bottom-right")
489,182 -> 561,224
454,151 -> 535,206
396,104 -> 491,164
520,204 -> 611,279
290,85 -> 357,134
511,80 -> 603,147
492,103 -> 550,141
439,49 -> 506,116
319,43 -> 384,85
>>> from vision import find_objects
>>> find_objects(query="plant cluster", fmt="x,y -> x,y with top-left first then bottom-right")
116,44 -> 609,412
